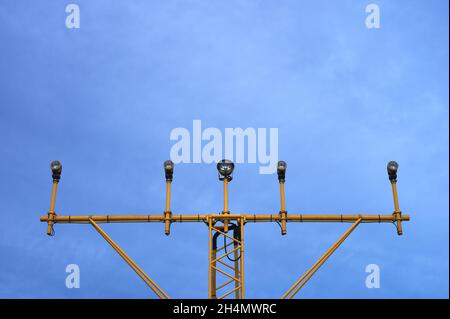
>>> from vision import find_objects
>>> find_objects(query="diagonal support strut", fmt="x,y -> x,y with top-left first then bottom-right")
88,218 -> 170,299
281,218 -> 362,299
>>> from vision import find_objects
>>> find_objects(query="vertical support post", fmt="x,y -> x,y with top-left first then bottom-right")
223,178 -> 229,233
47,160 -> 62,236
387,161 -> 402,236
239,217 -> 245,299
279,182 -> 287,235
280,182 -> 286,212
208,216 -> 213,299
391,181 -> 402,235
47,180 -> 58,235
164,180 -> 172,235
211,241 -> 217,299
233,226 -> 240,299
163,160 -> 174,235
165,181 -> 171,212
277,161 -> 288,235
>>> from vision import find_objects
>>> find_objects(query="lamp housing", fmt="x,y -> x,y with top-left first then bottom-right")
164,160 -> 174,181
387,161 -> 398,181
277,161 -> 287,182
217,159 -> 234,181
50,160 -> 62,181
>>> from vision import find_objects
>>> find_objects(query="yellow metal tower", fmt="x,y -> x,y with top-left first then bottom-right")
40,159 -> 409,299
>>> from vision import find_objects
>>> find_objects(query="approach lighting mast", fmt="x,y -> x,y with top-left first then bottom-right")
40,159 -> 409,299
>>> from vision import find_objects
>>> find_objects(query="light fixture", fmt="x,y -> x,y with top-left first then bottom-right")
277,161 -> 287,182
217,159 -> 234,181
164,160 -> 174,181
387,161 -> 398,181
50,160 -> 62,181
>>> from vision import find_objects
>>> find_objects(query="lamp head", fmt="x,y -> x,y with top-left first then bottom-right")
277,161 -> 287,182
50,160 -> 62,181
387,161 -> 398,182
217,159 -> 234,181
164,160 -> 174,181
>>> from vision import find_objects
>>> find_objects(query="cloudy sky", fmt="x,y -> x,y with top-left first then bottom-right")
0,0 -> 448,298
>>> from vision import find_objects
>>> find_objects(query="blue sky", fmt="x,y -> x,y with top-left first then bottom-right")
0,0 -> 448,298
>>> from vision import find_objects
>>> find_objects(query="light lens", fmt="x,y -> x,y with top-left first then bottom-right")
387,161 -> 398,180
50,160 -> 62,181
50,160 -> 62,174
164,160 -> 174,181
277,160 -> 287,181
387,161 -> 398,174
164,160 -> 174,173
217,159 -> 234,177
277,161 -> 287,173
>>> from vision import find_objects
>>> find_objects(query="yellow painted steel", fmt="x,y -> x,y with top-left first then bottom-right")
41,162 -> 410,299
41,211 -> 409,300
218,285 -> 241,299
208,219 -> 244,299
234,245 -> 240,298
47,180 -> 59,235
279,182 -> 286,212
282,218 -> 362,299
88,218 -> 169,299
208,217 -> 213,299
239,217 -> 245,299
211,246 -> 240,264
212,227 -> 241,243
223,179 -> 229,212
211,245 -> 217,299
165,181 -> 171,212
211,265 -> 240,282
40,213 -> 410,224
164,181 -> 172,235
279,182 -> 287,235
223,179 -> 229,233
391,181 -> 403,235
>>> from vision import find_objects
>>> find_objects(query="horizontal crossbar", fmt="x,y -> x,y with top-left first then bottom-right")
40,214 -> 410,224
